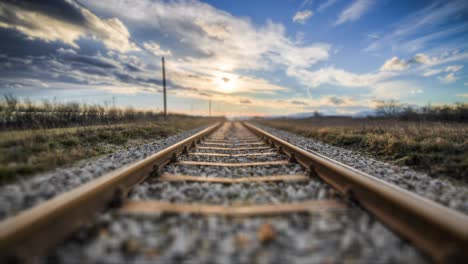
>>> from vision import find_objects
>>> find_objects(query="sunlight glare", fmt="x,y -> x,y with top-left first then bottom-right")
216,74 -> 236,92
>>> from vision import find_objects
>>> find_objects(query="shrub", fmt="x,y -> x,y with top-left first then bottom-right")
0,94 -> 201,130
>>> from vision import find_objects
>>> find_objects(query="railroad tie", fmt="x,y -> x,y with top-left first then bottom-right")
188,152 -> 278,157
158,173 -> 309,183
201,142 -> 266,146
195,146 -> 272,151
175,160 -> 291,167
203,140 -> 261,144
119,200 -> 346,217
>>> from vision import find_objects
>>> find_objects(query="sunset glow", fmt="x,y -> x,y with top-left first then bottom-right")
0,0 -> 466,116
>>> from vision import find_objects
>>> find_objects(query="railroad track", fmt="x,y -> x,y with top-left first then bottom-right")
0,121 -> 467,263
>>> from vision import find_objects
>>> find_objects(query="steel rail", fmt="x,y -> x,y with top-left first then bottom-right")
0,122 -> 222,261
243,122 -> 468,263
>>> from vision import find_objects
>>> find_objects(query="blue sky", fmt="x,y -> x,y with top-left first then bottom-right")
0,0 -> 467,116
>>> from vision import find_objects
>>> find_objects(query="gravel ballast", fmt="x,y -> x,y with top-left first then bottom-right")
47,211 -> 424,264
164,164 -> 306,178
0,125 -> 211,220
46,122 -> 427,263
128,181 -> 334,204
253,123 -> 468,214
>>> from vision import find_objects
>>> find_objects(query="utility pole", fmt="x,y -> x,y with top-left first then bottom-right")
209,98 -> 212,116
162,57 -> 167,117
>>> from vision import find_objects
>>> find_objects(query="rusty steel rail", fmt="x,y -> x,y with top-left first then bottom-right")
0,122 -> 221,261
243,122 -> 468,263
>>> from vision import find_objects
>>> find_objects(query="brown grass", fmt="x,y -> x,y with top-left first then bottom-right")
0,116 -> 221,184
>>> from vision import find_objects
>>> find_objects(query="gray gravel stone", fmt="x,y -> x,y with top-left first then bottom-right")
179,152 -> 286,163
194,147 -> 276,154
46,122 -> 427,263
254,123 -> 468,214
163,163 -> 306,178
47,210 -> 426,264
128,181 -> 334,204
0,125 -> 211,220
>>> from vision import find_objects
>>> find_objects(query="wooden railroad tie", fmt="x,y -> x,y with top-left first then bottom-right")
204,138 -> 261,143
207,137 -> 258,141
176,160 -> 290,167
158,173 -> 309,183
195,146 -> 272,151
120,200 -> 346,217
201,142 -> 266,146
189,152 -> 278,157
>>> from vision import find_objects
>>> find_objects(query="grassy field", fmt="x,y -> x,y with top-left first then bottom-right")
257,117 -> 468,182
0,116 -> 220,184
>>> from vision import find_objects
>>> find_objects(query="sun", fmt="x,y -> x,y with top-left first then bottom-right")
216,75 -> 236,92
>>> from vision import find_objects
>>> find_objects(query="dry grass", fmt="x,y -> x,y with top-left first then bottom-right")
0,94 -> 202,130
257,117 -> 468,182
0,116 -> 221,184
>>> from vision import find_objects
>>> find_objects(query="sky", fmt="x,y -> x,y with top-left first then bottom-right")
0,0 -> 467,116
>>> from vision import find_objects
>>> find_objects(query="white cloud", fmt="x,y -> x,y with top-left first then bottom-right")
299,0 -> 313,9
411,89 -> 423,94
318,0 -> 339,12
287,48 -> 468,100
380,57 -> 409,71
398,23 -> 468,53
0,1 -> 137,52
367,33 -> 379,39
293,10 -> 313,24
445,65 -> 463,72
143,42 -> 172,57
285,96 -> 362,108
0,0 -> 338,116
465,82 -> 468,86
56,48 -> 77,55
365,1 -> 468,53
422,64 -> 463,77
411,53 -> 436,65
382,53 -> 463,75
287,66 -> 395,88
422,68 -> 443,77
335,0 -> 374,26
193,18 -> 231,40
287,50 -> 446,101
82,0 -> 330,98
438,73 -> 458,83
373,81 -> 423,99
456,93 -> 468,98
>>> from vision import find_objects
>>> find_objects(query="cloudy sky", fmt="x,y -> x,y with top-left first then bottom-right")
0,0 -> 467,116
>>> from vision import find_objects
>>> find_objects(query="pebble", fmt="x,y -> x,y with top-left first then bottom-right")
258,223 -> 275,243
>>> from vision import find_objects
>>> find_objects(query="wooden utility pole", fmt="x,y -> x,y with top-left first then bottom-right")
209,98 -> 212,116
162,57 -> 167,117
